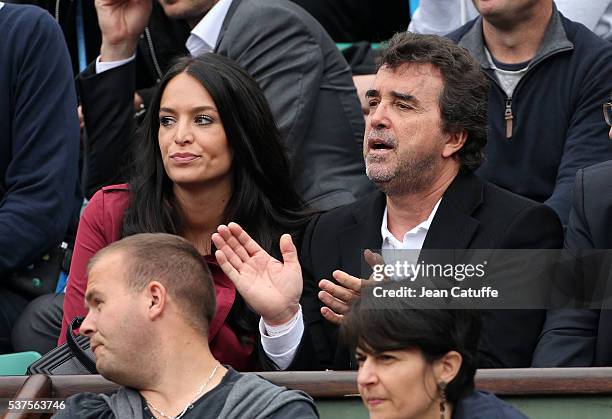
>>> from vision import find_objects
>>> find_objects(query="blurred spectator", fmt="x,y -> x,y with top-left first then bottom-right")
447,0 -> 612,224
54,234 -> 318,419
0,2 -> 80,353
410,0 -> 612,41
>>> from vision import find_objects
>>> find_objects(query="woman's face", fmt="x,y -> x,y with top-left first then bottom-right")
158,72 -> 232,189
356,347 -> 440,419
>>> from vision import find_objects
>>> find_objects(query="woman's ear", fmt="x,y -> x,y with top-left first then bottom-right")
434,350 -> 463,385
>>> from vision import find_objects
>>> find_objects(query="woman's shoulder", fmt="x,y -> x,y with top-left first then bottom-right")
89,184 -> 130,208
100,183 -> 130,195
453,390 -> 528,419
83,184 -> 131,238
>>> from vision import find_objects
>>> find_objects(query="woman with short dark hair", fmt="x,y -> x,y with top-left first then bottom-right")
59,53 -> 310,371
341,293 -> 528,419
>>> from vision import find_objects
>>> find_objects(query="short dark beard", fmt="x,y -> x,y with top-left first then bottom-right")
371,149 -> 440,197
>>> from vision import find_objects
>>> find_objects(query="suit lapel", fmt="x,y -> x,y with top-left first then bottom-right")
422,173 -> 483,250
215,0 -> 243,51
334,175 -> 483,274
338,191 -> 386,276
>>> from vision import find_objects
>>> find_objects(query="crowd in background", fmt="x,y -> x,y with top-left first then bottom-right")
1,1 -> 612,418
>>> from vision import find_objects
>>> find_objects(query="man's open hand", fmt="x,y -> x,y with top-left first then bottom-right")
212,223 -> 302,326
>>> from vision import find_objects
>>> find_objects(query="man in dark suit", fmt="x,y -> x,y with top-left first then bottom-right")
532,99 -> 612,367
212,33 -> 563,370
79,0 -> 373,210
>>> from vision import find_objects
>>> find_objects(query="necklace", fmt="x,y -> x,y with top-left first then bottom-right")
146,363 -> 221,419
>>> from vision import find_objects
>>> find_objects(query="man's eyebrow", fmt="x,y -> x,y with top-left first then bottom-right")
84,289 -> 99,307
365,89 -> 419,104
391,91 -> 416,103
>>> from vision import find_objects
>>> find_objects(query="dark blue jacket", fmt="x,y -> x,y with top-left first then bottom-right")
0,3 -> 80,274
448,9 -> 612,225
454,391 -> 528,419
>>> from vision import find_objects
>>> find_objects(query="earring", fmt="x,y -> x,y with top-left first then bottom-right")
438,381 -> 447,419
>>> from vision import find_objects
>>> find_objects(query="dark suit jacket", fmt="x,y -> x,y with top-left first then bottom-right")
278,172 -> 563,371
290,0 -> 410,43
533,161 -> 612,366
77,0 -> 373,210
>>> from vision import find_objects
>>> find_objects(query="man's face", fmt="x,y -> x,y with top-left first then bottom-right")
363,63 -> 450,196
472,0 -> 541,25
80,251 -> 155,386
158,0 -> 218,26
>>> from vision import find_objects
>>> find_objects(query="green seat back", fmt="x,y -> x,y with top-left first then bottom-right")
0,351 -> 42,376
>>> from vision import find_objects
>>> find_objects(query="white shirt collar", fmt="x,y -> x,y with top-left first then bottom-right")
0,3 -> 5,10
380,198 -> 442,249
186,0 -> 234,57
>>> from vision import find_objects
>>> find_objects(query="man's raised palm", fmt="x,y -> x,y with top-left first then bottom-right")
212,223 -> 302,326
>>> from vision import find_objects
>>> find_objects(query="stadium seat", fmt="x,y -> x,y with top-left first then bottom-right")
0,352 -> 41,376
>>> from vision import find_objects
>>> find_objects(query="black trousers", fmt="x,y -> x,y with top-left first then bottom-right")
11,293 -> 64,355
0,287 -> 29,354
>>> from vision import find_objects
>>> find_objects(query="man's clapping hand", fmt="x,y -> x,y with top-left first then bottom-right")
318,249 -> 386,325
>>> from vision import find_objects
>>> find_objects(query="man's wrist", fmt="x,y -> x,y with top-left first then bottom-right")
100,40 -> 139,62
95,54 -> 136,74
262,304 -> 300,327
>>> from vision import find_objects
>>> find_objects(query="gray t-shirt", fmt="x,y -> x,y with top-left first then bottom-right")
53,368 -> 319,419
484,48 -> 530,98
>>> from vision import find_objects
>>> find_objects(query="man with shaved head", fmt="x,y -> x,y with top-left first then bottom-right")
55,233 -> 317,419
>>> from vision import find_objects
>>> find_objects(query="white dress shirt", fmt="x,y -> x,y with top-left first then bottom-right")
185,0 -> 233,56
380,199 -> 441,251
95,0 -> 234,73
263,198 -> 442,369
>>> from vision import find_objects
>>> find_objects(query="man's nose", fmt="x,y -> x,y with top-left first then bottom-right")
79,313 -> 96,337
368,103 -> 390,130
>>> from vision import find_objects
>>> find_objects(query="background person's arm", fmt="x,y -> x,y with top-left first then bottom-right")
533,168 -> 599,367
544,53 -> 612,225
78,61 -> 137,199
0,8 -> 79,274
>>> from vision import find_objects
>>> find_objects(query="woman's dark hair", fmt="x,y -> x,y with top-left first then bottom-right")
379,32 -> 489,173
341,291 -> 481,404
122,53 -> 310,345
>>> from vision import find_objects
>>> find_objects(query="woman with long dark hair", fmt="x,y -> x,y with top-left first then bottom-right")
59,53 -> 310,370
